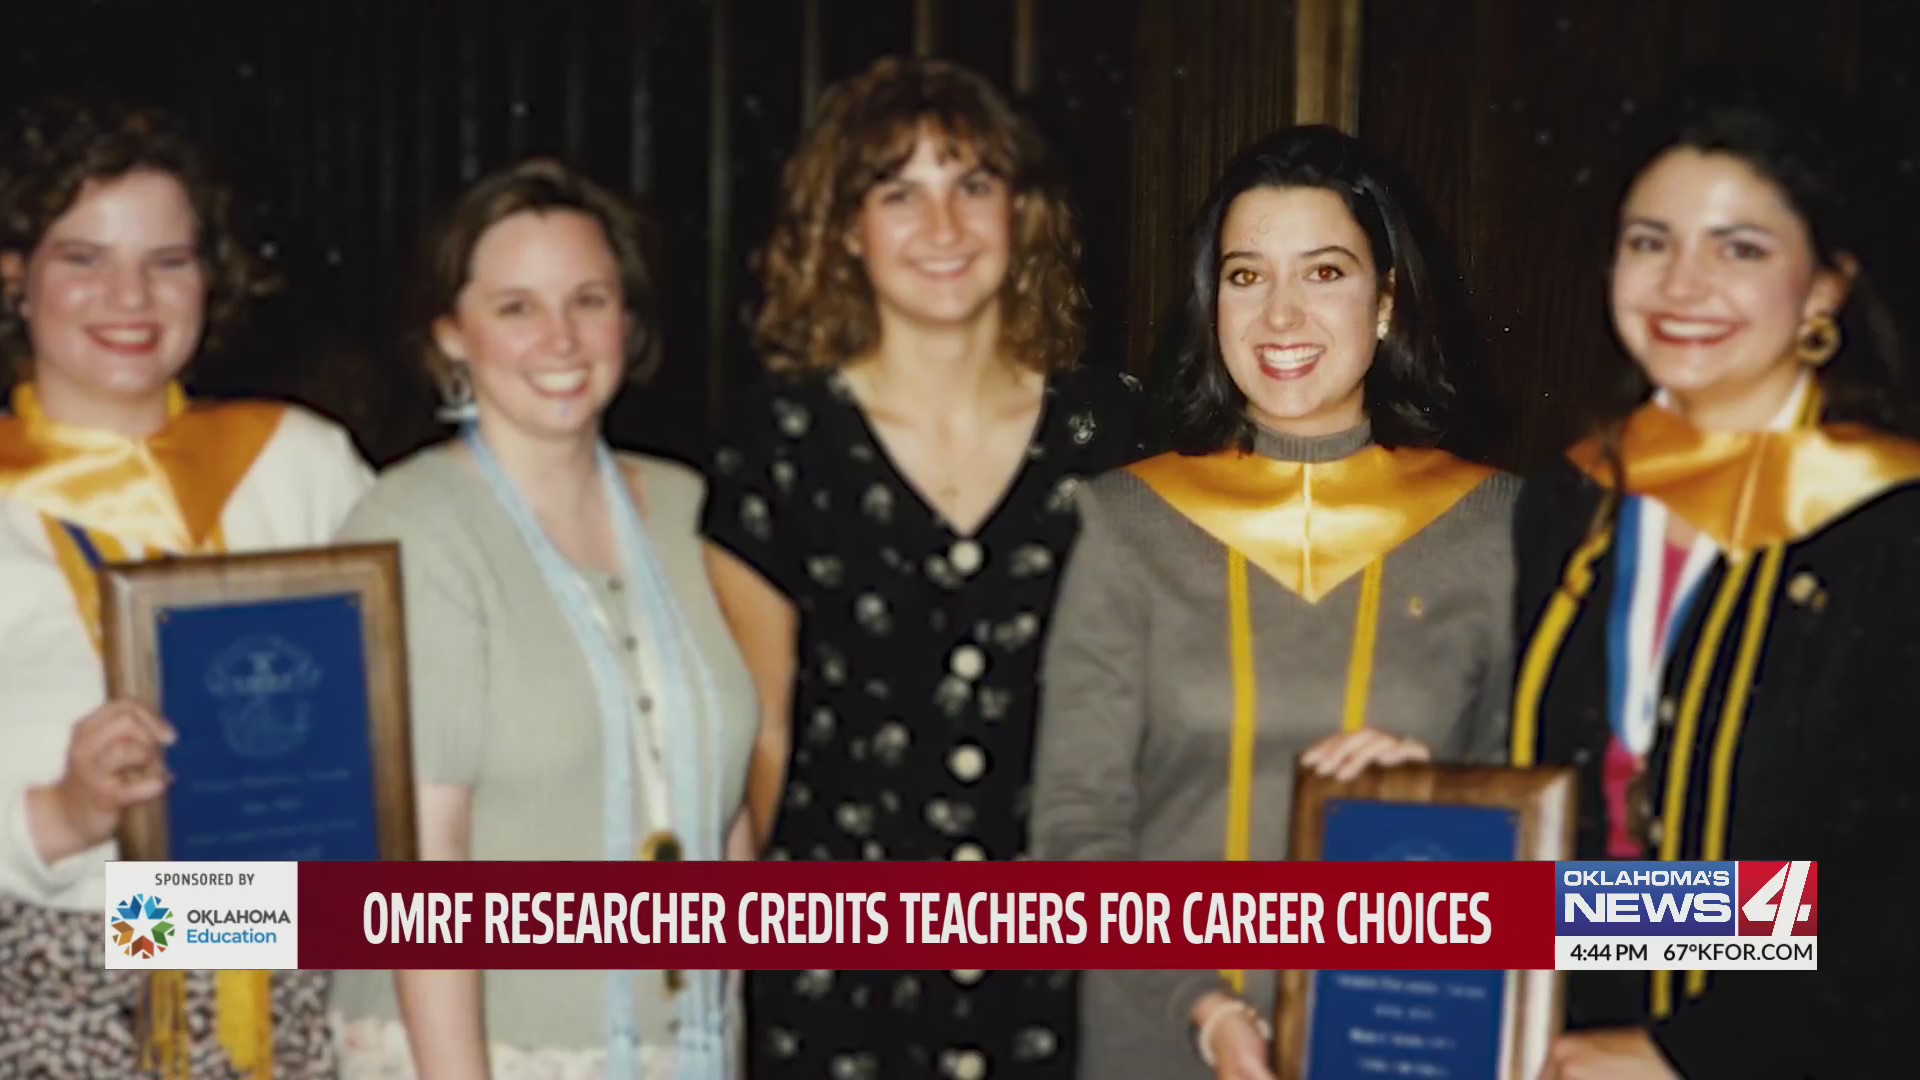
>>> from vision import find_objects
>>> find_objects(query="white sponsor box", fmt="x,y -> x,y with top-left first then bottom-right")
1555,935 -> 1817,971
103,861 -> 299,970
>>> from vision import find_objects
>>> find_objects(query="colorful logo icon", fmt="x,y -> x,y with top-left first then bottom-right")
109,894 -> 175,959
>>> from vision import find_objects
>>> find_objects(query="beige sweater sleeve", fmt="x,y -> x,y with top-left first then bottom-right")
334,470 -> 491,787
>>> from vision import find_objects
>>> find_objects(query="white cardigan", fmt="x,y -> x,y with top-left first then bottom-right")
0,404 -> 372,912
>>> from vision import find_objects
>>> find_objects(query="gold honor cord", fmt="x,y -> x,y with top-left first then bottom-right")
1656,387 -> 1817,1015
1682,542 -> 1786,1003
1218,554 -> 1385,994
1342,561 -> 1385,735
1649,554 -> 1750,1019
1221,552 -> 1257,996
1510,522 -> 1616,768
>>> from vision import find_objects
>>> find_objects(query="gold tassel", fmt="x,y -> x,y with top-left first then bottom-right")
1511,524 -> 1615,766
1686,542 -> 1786,1001
1220,551 -> 1256,995
216,970 -> 276,1079
141,970 -> 191,1080
1218,553 -> 1388,994
1340,561 -> 1385,733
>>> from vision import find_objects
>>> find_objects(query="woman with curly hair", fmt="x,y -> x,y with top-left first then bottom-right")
701,55 -> 1145,1080
0,102 -> 369,1078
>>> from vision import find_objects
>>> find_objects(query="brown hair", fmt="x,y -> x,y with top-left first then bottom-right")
755,56 -> 1086,374
0,101 -> 274,379
413,158 -> 661,397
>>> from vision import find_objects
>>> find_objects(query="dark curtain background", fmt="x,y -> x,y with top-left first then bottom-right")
5,0 -> 1916,472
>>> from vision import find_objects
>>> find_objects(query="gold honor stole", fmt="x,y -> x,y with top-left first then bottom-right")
0,382 -> 286,1079
1511,390 -> 1920,1016
1127,445 -> 1494,993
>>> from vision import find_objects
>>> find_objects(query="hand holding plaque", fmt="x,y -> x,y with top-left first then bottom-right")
25,701 -> 177,865
1300,729 -> 1433,783
1273,761 -> 1576,1080
100,544 -> 418,863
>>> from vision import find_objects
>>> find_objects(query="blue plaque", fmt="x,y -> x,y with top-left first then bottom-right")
1304,801 -> 1517,1080
101,545 -> 417,863
1276,764 -> 1576,1080
156,594 -> 381,861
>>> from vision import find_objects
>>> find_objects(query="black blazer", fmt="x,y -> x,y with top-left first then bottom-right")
1513,459 -> 1920,1080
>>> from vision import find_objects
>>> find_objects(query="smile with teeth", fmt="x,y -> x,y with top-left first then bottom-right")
913,256 -> 974,276
88,325 -> 161,351
1255,344 -> 1324,374
1650,315 -> 1741,345
528,369 -> 590,395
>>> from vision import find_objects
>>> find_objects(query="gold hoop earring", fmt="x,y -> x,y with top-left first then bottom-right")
1795,314 -> 1840,367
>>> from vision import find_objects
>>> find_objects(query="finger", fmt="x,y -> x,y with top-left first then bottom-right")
1311,732 -> 1379,776
1369,740 -> 1431,771
1230,1050 -> 1279,1080
71,709 -> 135,759
1299,732 -> 1354,769
76,710 -> 164,762
1337,734 -> 1431,780
115,773 -> 170,807
90,734 -> 163,780
117,702 -> 178,746
1329,732 -> 1396,781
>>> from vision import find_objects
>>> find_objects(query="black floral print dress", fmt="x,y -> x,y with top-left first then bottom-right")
701,364 -> 1147,1080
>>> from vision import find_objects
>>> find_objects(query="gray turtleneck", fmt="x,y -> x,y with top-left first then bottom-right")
1030,422 -> 1518,1080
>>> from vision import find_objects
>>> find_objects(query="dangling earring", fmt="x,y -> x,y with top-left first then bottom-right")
1795,314 -> 1840,367
436,360 -> 478,423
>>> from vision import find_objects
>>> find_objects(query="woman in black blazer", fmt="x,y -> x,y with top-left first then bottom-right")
1511,75 -> 1920,1080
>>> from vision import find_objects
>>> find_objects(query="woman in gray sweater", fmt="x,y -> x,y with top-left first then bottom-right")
1031,127 -> 1516,1080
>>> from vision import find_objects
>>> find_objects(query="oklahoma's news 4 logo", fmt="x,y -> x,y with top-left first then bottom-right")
1555,859 -> 1818,936
1735,861 -> 1818,937
108,894 -> 175,959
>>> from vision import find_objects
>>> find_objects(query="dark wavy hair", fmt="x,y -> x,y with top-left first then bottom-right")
0,100 -> 275,381
1159,125 -> 1469,456
753,55 -> 1085,374
1598,69 -> 1918,441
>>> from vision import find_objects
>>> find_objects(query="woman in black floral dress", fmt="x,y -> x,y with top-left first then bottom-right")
701,57 -> 1146,1080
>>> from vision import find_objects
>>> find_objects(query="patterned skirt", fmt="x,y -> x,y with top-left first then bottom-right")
0,896 -> 336,1079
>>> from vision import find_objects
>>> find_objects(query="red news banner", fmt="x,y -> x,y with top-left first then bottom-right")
294,861 -> 1556,970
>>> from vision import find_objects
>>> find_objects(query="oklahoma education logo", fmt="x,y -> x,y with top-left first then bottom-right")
109,894 -> 175,959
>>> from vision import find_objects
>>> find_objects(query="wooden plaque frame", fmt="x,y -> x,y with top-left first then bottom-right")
102,543 -> 418,863
1274,761 -> 1576,1080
